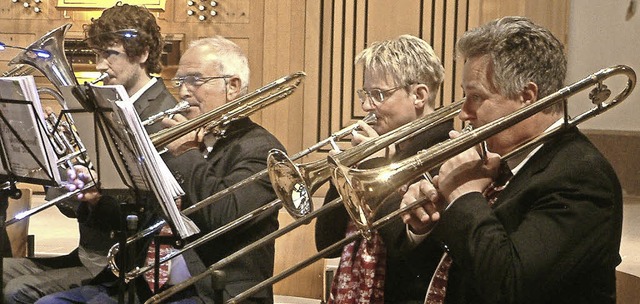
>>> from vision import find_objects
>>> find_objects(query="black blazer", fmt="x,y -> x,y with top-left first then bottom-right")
165,117 -> 285,303
432,128 -> 623,304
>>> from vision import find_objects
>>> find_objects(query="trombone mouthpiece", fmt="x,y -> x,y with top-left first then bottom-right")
362,113 -> 377,125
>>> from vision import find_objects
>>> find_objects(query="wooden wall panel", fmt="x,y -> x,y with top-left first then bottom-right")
477,0 -> 569,46
301,0 -> 473,173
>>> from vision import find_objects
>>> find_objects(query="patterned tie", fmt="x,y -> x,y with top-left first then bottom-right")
424,253 -> 452,304
328,221 -> 386,304
144,225 -> 173,292
423,180 -> 508,304
144,198 -> 182,293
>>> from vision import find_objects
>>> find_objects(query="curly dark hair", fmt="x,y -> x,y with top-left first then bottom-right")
85,2 -> 164,74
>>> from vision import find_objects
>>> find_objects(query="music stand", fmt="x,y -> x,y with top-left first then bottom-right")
0,75 -> 65,301
73,83 -> 199,303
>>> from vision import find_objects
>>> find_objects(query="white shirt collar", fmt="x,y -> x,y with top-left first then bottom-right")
129,77 -> 157,104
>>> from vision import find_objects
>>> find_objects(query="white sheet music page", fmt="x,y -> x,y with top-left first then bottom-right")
0,75 -> 61,184
89,83 -> 198,239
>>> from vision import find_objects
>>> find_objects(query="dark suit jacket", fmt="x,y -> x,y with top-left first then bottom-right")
164,117 -> 285,303
315,119 -> 453,303
431,127 -> 623,304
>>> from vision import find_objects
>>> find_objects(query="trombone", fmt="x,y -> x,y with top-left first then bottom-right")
144,98 -> 465,303
330,64 -> 636,234
148,64 -> 634,303
109,112 -> 375,281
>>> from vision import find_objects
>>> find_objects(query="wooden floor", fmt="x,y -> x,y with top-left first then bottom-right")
21,194 -> 640,303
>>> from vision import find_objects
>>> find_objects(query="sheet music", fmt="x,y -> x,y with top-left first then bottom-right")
88,83 -> 199,239
0,75 -> 61,184
88,84 -> 148,190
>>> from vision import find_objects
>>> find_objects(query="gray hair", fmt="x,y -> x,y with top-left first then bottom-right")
456,16 -> 567,113
355,34 -> 445,106
189,35 -> 250,92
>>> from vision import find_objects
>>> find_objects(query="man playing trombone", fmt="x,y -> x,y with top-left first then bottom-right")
400,16 -> 622,303
41,35 -> 286,303
159,35 -> 286,303
4,3 -> 180,303
315,34 -> 453,304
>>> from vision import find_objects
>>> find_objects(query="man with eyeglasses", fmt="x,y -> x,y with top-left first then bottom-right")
315,34 -> 453,304
4,3 -> 180,304
132,35 -> 284,304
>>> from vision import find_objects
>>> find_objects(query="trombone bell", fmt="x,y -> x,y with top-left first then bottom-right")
267,149 -> 313,218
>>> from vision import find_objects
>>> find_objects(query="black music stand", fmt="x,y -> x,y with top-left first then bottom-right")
0,85 -> 64,302
80,83 -> 199,303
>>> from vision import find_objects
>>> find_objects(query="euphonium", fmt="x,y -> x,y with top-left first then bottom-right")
330,65 -> 636,234
8,24 -> 86,108
2,23 -> 96,225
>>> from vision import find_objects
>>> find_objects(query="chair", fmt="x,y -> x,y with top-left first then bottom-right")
6,187 -> 32,257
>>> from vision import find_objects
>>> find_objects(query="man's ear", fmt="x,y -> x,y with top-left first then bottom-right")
138,49 -> 150,65
522,82 -> 538,105
226,76 -> 242,100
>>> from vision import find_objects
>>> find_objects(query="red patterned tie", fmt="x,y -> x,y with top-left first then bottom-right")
144,198 -> 181,293
424,253 -> 452,303
329,221 -> 386,304
144,225 -> 172,292
423,183 -> 505,304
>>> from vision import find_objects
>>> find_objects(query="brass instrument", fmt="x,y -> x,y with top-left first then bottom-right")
268,99 -> 462,218
2,23 -> 96,225
143,99 -> 464,303
9,24 -> 81,99
330,64 -> 636,234
109,110 -> 375,282
147,65 -> 635,303
141,100 -> 190,126
150,72 -> 306,148
267,112 -> 376,217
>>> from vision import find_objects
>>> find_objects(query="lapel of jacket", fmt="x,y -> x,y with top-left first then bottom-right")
134,79 -> 163,119
492,128 -> 577,206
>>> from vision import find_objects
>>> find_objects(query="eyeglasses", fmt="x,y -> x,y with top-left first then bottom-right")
171,75 -> 231,88
357,85 -> 407,104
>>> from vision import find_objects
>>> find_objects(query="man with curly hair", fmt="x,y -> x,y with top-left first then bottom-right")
2,3 -> 178,303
